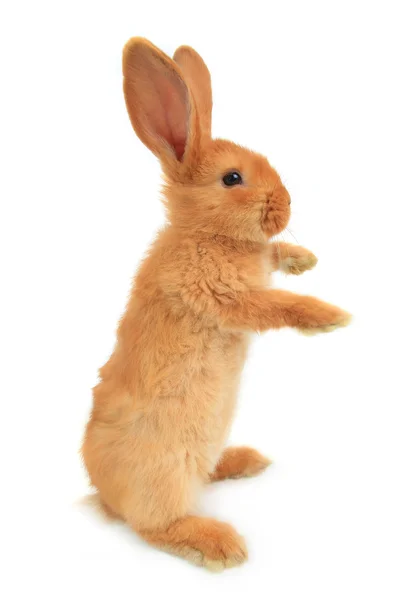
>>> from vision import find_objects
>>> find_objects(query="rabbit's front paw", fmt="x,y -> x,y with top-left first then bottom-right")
280,246 -> 318,275
296,302 -> 352,335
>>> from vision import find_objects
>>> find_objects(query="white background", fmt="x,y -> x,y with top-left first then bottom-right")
1,1 -> 399,598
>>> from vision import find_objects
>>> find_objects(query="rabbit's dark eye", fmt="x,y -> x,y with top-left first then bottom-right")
222,171 -> 243,186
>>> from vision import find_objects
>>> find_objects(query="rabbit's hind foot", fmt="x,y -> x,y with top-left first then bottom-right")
139,515 -> 247,572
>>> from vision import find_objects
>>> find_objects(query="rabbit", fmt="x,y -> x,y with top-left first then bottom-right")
82,37 -> 351,572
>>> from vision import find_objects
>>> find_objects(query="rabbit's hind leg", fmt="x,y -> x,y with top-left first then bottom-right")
119,450 -> 248,571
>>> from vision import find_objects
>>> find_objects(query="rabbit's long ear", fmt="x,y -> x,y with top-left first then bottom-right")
173,46 -> 212,137
123,38 -> 201,166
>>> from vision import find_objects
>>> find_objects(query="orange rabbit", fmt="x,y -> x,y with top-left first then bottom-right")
82,37 -> 351,571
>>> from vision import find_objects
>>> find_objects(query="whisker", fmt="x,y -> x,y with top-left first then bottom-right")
285,227 -> 300,246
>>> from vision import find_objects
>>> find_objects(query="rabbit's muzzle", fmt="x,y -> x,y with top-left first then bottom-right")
262,187 -> 291,236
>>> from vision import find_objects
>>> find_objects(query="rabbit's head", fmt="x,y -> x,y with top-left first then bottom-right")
123,38 -> 291,242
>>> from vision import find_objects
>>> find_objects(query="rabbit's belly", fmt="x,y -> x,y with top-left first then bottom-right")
185,330 -> 251,476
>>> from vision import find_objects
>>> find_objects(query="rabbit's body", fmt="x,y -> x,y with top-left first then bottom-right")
83,229 -> 269,530
83,38 -> 350,570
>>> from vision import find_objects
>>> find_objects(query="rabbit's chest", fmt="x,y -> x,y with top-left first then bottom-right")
237,250 -> 273,289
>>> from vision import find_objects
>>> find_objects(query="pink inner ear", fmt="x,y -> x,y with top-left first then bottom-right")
140,60 -> 189,161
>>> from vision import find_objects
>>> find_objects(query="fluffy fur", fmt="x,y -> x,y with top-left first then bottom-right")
82,37 -> 351,571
